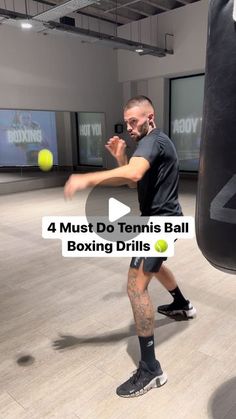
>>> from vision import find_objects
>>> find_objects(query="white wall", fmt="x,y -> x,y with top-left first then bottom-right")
117,0 -> 208,81
0,24 -> 123,166
0,25 -> 121,113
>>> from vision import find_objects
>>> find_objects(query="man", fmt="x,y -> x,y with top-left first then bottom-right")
64,96 -> 196,397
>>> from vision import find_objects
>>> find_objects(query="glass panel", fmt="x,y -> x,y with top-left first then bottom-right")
170,75 -> 204,172
77,112 -> 105,167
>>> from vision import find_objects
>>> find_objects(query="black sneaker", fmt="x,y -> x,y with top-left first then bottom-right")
116,361 -> 167,398
157,300 -> 197,319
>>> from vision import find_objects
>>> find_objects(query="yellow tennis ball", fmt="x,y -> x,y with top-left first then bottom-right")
154,239 -> 168,253
38,149 -> 53,171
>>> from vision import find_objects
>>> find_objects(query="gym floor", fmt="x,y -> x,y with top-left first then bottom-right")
0,180 -> 236,419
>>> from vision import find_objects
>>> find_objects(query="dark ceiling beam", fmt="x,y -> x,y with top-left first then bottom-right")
176,0 -> 191,4
50,19 -> 172,56
0,8 -> 26,19
77,10 -> 126,24
32,0 -> 54,5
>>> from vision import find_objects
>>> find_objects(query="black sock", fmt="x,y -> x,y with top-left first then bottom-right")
138,335 -> 160,371
169,286 -> 188,306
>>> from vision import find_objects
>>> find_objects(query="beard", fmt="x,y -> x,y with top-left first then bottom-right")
135,120 -> 150,142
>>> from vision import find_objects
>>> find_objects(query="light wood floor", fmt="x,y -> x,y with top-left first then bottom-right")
0,181 -> 236,419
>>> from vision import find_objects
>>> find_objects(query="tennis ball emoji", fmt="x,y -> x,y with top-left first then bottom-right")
154,239 -> 168,253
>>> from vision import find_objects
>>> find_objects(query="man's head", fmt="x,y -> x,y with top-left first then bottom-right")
19,111 -> 32,127
124,96 -> 156,142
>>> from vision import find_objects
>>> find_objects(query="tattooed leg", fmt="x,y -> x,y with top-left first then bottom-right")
127,263 -> 154,337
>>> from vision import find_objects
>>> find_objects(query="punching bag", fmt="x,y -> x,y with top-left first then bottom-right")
196,0 -> 236,274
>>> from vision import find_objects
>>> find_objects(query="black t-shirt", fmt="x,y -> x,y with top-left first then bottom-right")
132,128 -> 182,216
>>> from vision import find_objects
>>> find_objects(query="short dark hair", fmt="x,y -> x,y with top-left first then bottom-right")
124,95 -> 154,110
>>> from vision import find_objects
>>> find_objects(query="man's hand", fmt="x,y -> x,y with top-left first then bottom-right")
64,174 -> 90,199
105,136 -> 127,166
63,156 -> 149,199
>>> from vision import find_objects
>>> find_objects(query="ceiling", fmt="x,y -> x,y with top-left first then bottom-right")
19,0 -> 201,26
0,0 -> 201,57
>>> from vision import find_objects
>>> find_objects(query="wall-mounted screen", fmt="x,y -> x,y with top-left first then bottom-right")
77,112 -> 105,166
0,110 -> 58,166
170,74 -> 204,172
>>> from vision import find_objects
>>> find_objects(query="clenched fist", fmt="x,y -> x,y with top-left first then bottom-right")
64,174 -> 90,199
105,136 -> 127,166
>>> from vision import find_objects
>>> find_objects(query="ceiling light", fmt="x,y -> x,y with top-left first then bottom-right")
21,21 -> 33,29
135,47 -> 144,53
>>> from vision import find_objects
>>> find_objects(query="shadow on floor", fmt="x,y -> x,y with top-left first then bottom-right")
53,315 -> 190,366
208,377 -> 236,419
